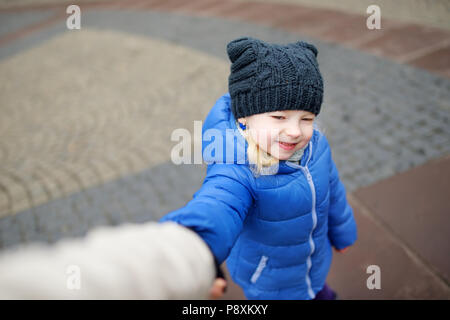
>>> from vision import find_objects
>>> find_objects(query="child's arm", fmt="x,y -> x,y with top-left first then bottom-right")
159,163 -> 255,265
327,155 -> 358,251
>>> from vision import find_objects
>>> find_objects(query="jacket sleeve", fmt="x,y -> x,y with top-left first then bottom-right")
0,222 -> 215,299
159,164 -> 255,264
327,150 -> 358,250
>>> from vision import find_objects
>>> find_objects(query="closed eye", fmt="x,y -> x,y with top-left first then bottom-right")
272,116 -> 285,120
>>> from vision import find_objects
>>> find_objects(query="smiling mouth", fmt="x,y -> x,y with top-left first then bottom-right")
278,141 -> 297,150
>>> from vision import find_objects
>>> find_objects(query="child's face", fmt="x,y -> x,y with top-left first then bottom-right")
239,110 -> 316,161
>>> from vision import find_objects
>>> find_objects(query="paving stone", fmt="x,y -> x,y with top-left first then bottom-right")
0,9 -> 57,38
0,215 -> 24,249
409,44 -> 450,78
329,195 -> 450,299
354,155 -> 450,285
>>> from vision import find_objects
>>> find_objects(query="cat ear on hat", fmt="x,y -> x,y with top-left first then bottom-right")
226,37 -> 256,64
295,41 -> 318,57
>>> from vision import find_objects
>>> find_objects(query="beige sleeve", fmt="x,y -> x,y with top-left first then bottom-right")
0,222 -> 215,299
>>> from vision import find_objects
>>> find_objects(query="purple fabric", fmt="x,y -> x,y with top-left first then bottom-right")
313,283 -> 337,300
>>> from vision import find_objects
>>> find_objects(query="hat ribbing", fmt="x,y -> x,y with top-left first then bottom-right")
227,37 -> 324,119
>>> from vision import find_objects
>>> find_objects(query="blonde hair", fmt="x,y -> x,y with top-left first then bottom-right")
238,123 -> 279,177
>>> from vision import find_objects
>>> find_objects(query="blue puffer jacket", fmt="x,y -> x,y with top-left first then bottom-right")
160,93 -> 357,299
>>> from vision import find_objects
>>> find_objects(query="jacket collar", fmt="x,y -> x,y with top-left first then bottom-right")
201,93 -> 248,165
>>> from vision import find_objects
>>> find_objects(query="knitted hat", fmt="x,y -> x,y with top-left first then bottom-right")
226,37 -> 324,119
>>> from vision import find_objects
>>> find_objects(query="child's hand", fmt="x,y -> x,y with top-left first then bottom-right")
209,278 -> 227,299
336,247 -> 349,253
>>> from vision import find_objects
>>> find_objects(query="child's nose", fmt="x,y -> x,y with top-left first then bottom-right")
285,126 -> 302,138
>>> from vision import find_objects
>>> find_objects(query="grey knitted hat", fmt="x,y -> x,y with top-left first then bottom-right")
226,37 -> 324,119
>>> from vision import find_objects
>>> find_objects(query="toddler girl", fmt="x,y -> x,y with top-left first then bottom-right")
160,36 -> 357,300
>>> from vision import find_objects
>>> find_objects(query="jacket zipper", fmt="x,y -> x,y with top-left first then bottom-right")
278,141 -> 318,298
294,142 -> 317,299
301,166 -> 318,299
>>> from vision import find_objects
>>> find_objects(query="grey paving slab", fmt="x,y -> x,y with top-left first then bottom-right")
0,161 -> 206,249
0,11 -> 66,61
0,9 -> 57,38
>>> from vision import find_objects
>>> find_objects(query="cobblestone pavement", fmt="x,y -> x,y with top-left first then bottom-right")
0,1 -> 449,299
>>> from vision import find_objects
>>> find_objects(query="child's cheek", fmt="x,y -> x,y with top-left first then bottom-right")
252,129 -> 272,152
261,133 -> 273,154
268,135 -> 282,158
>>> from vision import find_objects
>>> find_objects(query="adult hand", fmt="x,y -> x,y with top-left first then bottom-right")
209,278 -> 227,299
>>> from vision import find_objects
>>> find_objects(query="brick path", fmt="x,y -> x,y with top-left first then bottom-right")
0,0 -> 449,299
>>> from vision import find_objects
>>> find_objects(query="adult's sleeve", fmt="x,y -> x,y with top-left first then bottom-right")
159,164 -> 255,264
0,222 -> 215,299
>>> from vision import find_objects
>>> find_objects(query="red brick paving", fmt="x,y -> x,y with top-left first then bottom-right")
278,7 -> 357,37
357,23 -> 450,61
315,12 -> 404,46
353,155 -> 450,286
194,1 -> 243,17
329,193 -> 450,299
151,0 -> 191,11
212,1 -> 260,20
239,3 -> 316,28
172,0 -> 224,16
173,0 -> 223,13
143,0 -> 182,11
213,1 -> 271,22
408,43 -> 450,78
129,0 -> 164,10
170,0 -> 450,79
1,0 -> 448,79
